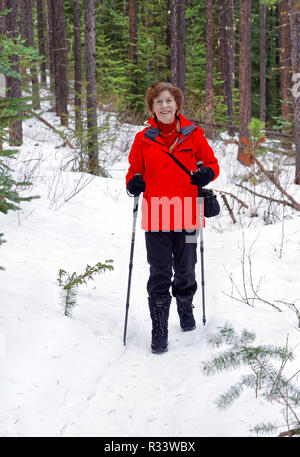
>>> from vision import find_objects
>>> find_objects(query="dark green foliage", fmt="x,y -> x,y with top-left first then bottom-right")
202,323 -> 300,436
0,30 -> 41,270
0,170 -> 39,214
57,260 -> 114,317
61,0 -> 287,128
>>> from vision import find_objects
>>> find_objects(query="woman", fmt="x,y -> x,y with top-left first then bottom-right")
126,82 -> 219,354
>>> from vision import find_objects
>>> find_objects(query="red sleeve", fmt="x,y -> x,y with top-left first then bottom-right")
195,128 -> 220,181
125,132 -> 145,186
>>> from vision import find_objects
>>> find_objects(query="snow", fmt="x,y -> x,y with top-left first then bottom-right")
1,103 -> 300,438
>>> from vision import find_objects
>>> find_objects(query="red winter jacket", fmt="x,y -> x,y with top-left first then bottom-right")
126,113 -> 220,231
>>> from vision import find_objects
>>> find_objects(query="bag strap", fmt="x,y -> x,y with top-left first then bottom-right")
165,143 -> 192,178
165,145 -> 205,197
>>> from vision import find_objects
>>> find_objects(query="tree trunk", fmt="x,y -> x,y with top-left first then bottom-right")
176,0 -> 186,110
129,0 -> 138,64
205,0 -> 214,138
6,0 -> 23,146
51,0 -> 68,125
0,0 -> 6,150
260,2 -> 266,124
227,0 -> 235,90
73,0 -> 82,133
85,0 -> 101,175
219,0 -> 234,135
238,0 -> 252,166
289,0 -> 300,184
279,0 -> 292,123
46,0 -> 55,96
26,0 -> 41,108
170,0 -> 177,84
0,0 -> 5,33
36,0 -> 47,86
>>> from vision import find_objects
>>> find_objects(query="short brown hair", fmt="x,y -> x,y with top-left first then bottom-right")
145,82 -> 184,114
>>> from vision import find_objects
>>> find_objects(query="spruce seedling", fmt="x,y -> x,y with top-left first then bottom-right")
202,323 -> 300,436
57,260 -> 114,317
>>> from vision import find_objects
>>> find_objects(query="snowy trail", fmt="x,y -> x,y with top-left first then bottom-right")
1,113 -> 300,437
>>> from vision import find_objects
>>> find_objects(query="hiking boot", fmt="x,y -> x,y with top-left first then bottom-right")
148,294 -> 171,353
176,296 -> 196,331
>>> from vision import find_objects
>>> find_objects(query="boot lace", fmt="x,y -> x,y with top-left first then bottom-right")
153,306 -> 168,335
178,299 -> 194,315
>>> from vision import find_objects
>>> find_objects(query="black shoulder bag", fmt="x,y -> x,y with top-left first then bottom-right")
165,150 -> 220,218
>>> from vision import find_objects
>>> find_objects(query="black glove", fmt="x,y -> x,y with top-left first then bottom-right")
190,167 -> 214,188
127,175 -> 146,196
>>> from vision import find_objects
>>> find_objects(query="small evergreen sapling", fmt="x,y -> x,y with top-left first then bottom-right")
201,323 -> 300,436
57,260 -> 114,317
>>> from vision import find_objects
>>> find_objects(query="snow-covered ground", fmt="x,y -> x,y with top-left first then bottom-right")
1,103 -> 300,437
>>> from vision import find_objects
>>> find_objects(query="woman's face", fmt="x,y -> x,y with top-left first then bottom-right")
152,90 -> 178,124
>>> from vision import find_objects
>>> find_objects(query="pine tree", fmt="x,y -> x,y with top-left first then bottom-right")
36,0 -> 47,86
176,0 -> 186,107
260,2 -> 266,123
289,0 -> 300,185
238,0 -> 252,166
205,0 -> 214,138
5,0 -> 23,146
26,0 -> 41,109
279,0 -> 292,124
50,0 -> 68,125
73,0 -> 82,133
218,0 -> 235,136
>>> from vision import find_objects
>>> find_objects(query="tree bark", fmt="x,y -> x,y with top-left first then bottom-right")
26,0 -> 41,108
36,0 -> 47,86
170,0 -> 177,84
0,0 -> 5,34
129,0 -> 138,64
205,0 -> 214,138
176,0 -> 186,110
260,2 -> 266,124
6,0 -> 23,146
289,0 -> 300,184
46,0 -> 55,95
219,0 -> 234,135
85,0 -> 101,175
73,0 -> 82,133
279,0 -> 292,123
51,0 -> 68,125
238,0 -> 252,166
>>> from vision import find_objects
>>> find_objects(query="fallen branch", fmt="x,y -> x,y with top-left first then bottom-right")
220,193 -> 237,223
26,109 -> 75,150
278,428 -> 300,437
210,188 -> 249,209
253,156 -> 300,211
236,183 -> 299,211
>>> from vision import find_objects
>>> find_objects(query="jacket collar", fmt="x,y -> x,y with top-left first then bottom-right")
144,113 -> 197,143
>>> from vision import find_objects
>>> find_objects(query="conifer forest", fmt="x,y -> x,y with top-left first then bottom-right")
1,0 -> 300,439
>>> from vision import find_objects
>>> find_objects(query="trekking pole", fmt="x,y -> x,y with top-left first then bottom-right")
123,176 -> 141,346
196,161 -> 206,326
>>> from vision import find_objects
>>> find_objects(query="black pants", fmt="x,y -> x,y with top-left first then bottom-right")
145,230 -> 198,299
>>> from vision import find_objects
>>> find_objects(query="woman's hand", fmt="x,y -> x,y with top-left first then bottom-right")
127,175 -> 146,196
190,167 -> 214,188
